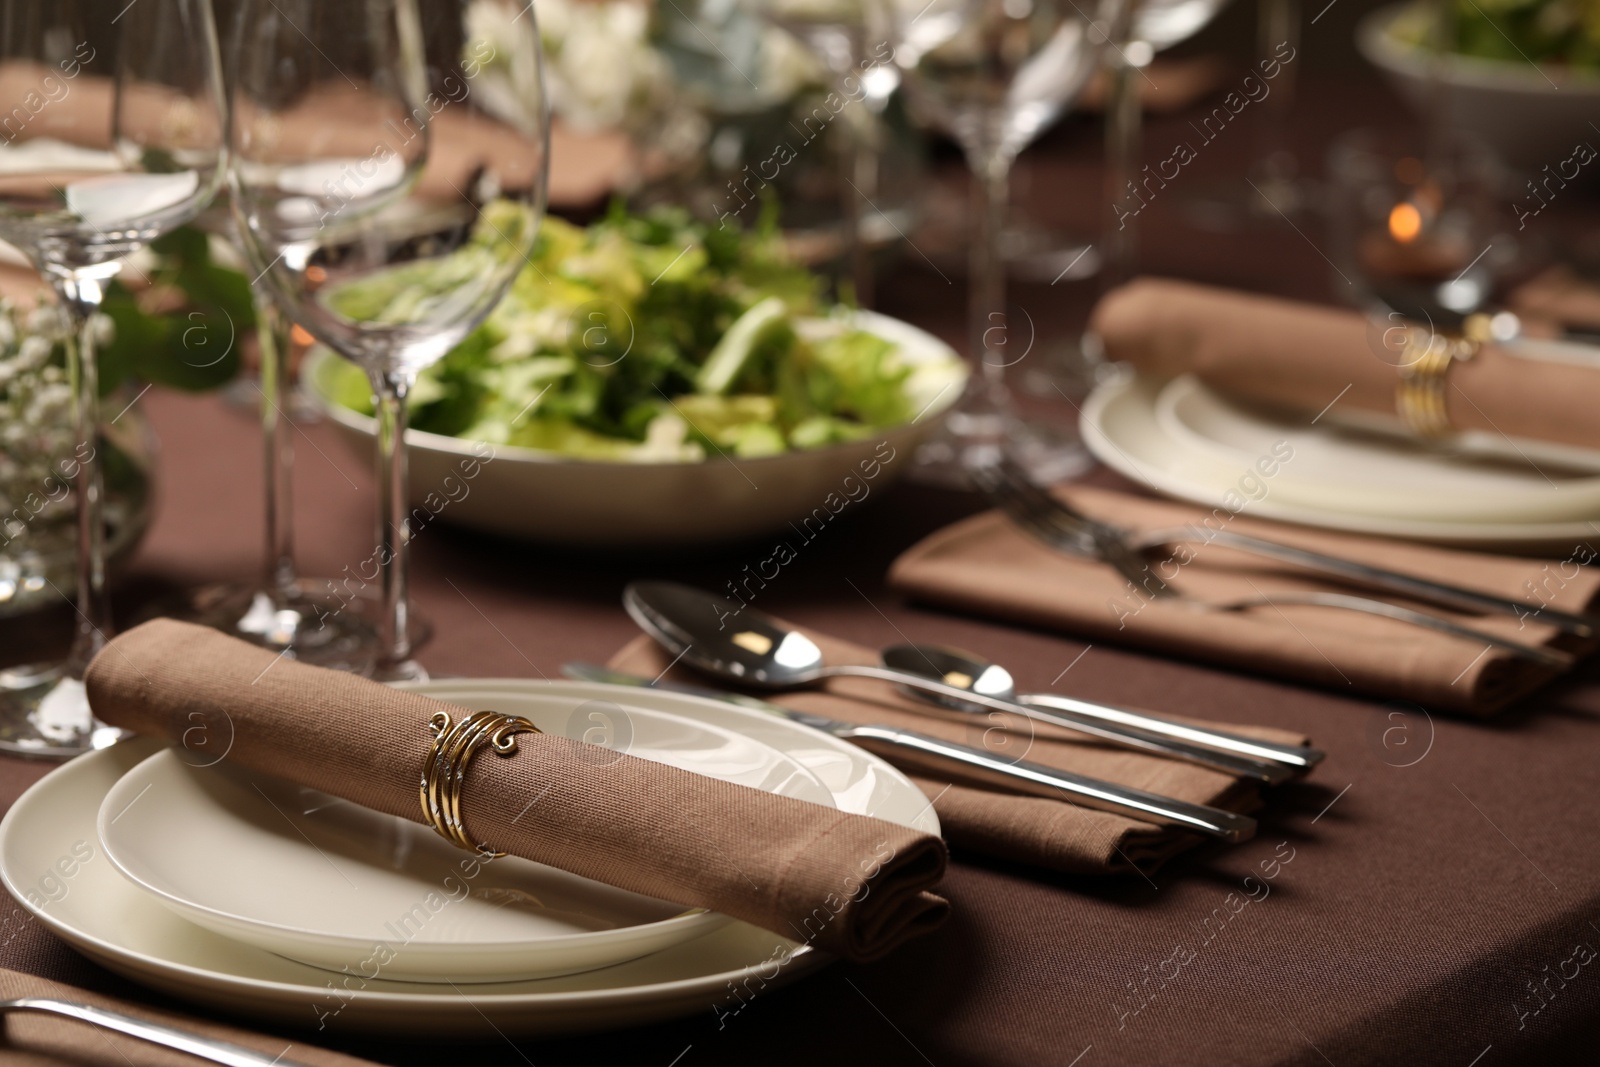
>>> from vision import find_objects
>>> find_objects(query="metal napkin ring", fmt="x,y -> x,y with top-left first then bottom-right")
419,709 -> 540,856
1394,313 -> 1491,438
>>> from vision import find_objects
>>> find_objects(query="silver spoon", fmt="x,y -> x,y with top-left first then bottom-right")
619,584 -> 1256,841
623,582 -> 1294,783
882,644 -> 1325,777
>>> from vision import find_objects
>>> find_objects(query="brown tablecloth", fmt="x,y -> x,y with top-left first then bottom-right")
4,74 -> 1600,1067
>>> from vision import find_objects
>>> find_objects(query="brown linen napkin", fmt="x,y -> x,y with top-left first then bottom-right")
1092,277 -> 1600,450
609,631 -> 1309,877
889,484 -> 1600,715
1508,265 -> 1600,337
84,620 -> 948,962
0,967 -> 377,1066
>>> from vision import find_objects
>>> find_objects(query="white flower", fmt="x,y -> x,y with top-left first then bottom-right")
16,336 -> 52,371
89,313 -> 116,348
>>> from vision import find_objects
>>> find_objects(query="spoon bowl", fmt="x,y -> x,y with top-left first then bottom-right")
880,645 -> 1017,711
622,582 -> 832,689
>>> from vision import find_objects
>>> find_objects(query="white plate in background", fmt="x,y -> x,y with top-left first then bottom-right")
1081,372 -> 1600,549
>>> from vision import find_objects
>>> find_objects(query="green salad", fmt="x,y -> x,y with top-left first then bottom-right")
320,205 -> 963,462
1392,0 -> 1600,68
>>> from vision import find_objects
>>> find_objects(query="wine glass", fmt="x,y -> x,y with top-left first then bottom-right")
159,0 -> 381,673
1327,127 -> 1514,361
1099,0 -> 1233,292
886,0 -> 1123,482
229,0 -> 549,682
0,0 -> 225,756
749,0 -> 901,306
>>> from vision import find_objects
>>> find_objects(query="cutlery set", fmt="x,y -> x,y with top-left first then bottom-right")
593,455 -> 1600,846
567,580 -> 1332,845
973,459 -> 1596,668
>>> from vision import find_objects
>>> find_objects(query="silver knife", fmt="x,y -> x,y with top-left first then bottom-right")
563,663 -> 1256,843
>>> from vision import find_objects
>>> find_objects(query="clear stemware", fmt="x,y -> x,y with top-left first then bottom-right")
229,0 -> 549,682
0,0 -> 225,756
751,0 -> 902,307
1099,0 -> 1233,292
887,0 -> 1123,483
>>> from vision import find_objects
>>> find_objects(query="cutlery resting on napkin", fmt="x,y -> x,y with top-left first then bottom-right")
84,620 -> 949,962
889,483 -> 1600,714
608,627 -> 1309,876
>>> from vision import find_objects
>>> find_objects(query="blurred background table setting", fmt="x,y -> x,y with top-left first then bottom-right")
3,0 -> 1600,1064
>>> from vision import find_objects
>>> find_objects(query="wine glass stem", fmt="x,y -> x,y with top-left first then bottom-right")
1250,0 -> 1299,187
370,367 -> 416,676
970,156 -> 1011,398
840,128 -> 871,307
1102,43 -> 1143,295
258,300 -> 298,604
52,268 -> 117,678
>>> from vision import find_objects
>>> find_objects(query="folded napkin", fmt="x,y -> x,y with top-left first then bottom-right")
84,620 -> 948,962
0,967 -> 377,1066
1509,265 -> 1600,337
889,484 -> 1600,715
609,631 -> 1308,877
1092,278 -> 1600,450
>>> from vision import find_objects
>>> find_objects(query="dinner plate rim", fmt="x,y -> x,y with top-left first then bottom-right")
1082,372 -> 1600,547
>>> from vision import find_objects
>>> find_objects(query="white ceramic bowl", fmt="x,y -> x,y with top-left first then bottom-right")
1358,4 -> 1600,168
302,311 -> 965,549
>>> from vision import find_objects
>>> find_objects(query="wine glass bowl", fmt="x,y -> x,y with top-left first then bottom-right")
229,0 -> 549,681
1132,0 -> 1230,52
0,0 -> 225,756
899,0 -> 1106,168
1327,128 -> 1509,334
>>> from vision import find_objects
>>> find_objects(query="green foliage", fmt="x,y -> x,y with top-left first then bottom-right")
96,225 -> 253,395
318,204 -> 946,461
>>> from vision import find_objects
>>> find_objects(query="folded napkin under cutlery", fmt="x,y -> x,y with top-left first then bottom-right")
889,484 -> 1600,714
84,620 -> 949,962
0,967 -> 375,1067
1093,277 -> 1600,450
610,628 -> 1309,877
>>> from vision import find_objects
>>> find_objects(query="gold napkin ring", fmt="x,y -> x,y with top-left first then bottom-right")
1394,313 -> 1491,438
419,710 -> 540,857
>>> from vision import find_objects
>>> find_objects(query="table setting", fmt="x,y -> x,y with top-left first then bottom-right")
3,0 -> 1600,1064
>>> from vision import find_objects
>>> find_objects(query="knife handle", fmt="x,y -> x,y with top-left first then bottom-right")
844,725 -> 1256,843
1019,694 -> 1325,775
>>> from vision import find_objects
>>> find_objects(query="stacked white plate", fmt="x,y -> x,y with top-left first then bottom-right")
1082,372 -> 1600,548
0,680 -> 938,1036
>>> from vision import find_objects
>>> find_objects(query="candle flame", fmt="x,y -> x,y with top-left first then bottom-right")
1388,202 -> 1422,244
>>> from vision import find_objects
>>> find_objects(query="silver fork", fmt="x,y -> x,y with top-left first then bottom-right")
975,461 -> 1578,670
0,998 -> 306,1067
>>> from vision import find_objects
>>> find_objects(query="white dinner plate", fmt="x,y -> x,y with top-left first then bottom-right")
1082,372 -> 1600,549
95,694 -> 834,984
0,680 -> 938,1036
1153,374 -> 1600,523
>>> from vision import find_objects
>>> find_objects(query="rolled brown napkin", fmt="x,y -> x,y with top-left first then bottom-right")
0,966 -> 378,1066
84,620 -> 948,962
609,630 -> 1308,876
889,484 -> 1600,715
1092,277 -> 1600,450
